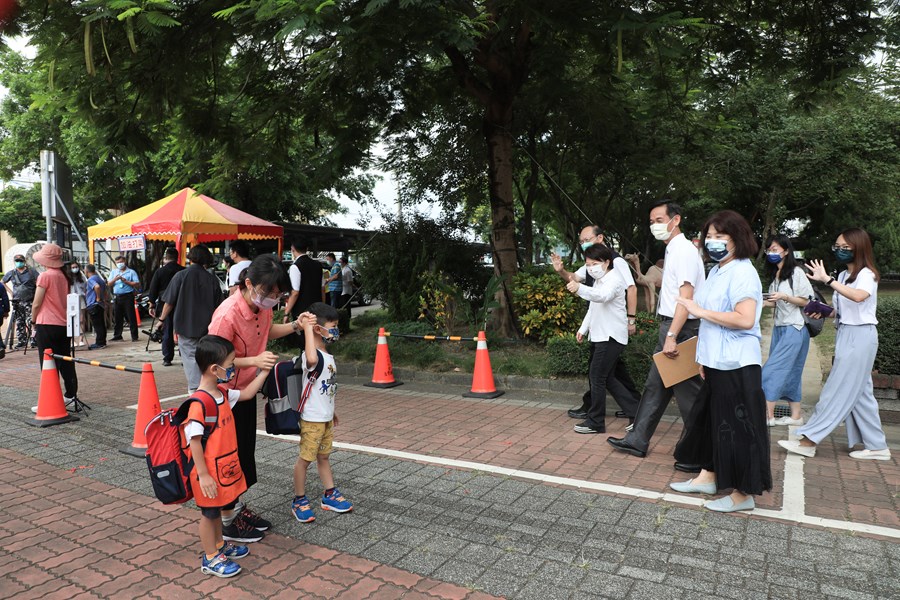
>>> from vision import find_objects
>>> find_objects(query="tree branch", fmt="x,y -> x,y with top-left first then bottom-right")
444,45 -> 492,106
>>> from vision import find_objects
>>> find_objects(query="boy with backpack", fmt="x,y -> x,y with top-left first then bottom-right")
185,335 -> 271,577
291,303 -> 353,522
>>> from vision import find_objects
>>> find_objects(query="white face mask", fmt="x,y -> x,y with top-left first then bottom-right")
587,264 -> 606,279
650,218 -> 673,241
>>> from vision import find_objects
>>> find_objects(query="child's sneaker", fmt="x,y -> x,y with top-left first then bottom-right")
321,488 -> 353,513
292,495 -> 315,523
201,553 -> 242,578
218,542 -> 249,559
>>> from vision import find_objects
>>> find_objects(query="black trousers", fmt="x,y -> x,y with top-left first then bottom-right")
623,319 -> 703,454
578,345 -> 640,418
113,292 -> 138,340
156,301 -> 175,361
340,294 -> 352,318
585,340 -> 632,430
87,304 -> 106,345
231,397 -> 258,489
34,324 -> 78,399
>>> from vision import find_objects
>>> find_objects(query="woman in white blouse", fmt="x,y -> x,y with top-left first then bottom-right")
566,244 -> 633,434
779,228 -> 890,461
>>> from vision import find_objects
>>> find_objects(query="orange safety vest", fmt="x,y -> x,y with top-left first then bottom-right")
183,386 -> 247,508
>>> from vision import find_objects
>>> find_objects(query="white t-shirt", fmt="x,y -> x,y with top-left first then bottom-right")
228,260 -> 252,287
834,268 -> 878,326
183,389 -> 239,440
575,255 -> 635,288
770,267 -> 813,329
341,266 -> 354,295
300,349 -> 337,422
658,233 -> 705,319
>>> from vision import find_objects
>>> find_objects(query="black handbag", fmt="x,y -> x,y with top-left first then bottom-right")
785,273 -> 826,338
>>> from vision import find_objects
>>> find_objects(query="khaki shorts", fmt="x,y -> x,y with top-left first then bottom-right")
299,420 -> 334,462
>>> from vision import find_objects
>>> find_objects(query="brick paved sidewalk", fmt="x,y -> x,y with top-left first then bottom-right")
0,448 -> 498,600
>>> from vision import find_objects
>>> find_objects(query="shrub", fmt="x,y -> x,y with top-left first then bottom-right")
511,270 -> 584,341
547,335 -> 591,375
875,295 -> 900,374
353,308 -> 388,328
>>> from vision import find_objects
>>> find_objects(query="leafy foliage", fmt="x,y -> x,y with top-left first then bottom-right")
0,185 -> 45,243
875,295 -> 900,375
511,269 -> 584,341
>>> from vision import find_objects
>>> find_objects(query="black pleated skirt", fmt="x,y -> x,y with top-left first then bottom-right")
674,365 -> 773,496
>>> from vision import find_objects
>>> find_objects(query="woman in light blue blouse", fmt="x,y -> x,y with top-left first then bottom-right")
668,210 -> 772,513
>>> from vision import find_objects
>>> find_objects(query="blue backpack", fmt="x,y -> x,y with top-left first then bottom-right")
262,352 -> 323,435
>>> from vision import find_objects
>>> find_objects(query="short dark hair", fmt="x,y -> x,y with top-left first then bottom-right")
326,252 -> 336,260
164,247 -> 179,261
187,244 -> 214,267
650,199 -> 682,219
85,264 -> 97,274
581,225 -> 603,239
242,254 -> 290,295
230,240 -> 250,258
700,210 -> 758,260
290,238 -> 309,252
115,255 -> 126,263
584,243 -> 614,263
308,301 -> 339,325
195,335 -> 235,373
340,256 -> 349,265
14,254 -> 25,261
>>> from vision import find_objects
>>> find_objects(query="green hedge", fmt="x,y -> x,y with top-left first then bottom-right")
875,295 -> 900,374
546,313 -> 660,391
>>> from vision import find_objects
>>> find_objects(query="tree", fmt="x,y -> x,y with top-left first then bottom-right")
0,185 -> 44,243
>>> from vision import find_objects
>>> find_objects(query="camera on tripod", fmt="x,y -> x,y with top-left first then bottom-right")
143,327 -> 163,343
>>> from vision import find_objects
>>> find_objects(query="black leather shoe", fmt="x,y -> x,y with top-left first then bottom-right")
674,462 -> 703,473
163,360 -> 173,367
110,336 -> 124,341
607,437 -> 646,458
615,410 -> 627,418
567,407 -> 588,419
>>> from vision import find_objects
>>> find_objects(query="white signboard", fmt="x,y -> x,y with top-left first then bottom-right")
66,293 -> 81,338
118,235 -> 146,252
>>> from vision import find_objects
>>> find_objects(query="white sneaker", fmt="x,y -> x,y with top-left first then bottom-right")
848,449 -> 891,461
774,416 -> 804,426
778,439 -> 816,457
766,418 -> 777,427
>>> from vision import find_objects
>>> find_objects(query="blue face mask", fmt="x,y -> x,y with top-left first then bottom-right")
833,248 -> 854,264
321,327 -> 340,344
215,364 -> 236,384
580,242 -> 593,251
705,240 -> 730,262
766,252 -> 783,264
14,261 -> 24,268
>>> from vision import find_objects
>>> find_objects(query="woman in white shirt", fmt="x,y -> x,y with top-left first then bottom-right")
779,228 -> 890,461
761,234 -> 813,426
566,244 -> 633,434
668,210 -> 771,513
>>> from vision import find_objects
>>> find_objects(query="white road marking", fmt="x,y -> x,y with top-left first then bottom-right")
126,393 -> 188,410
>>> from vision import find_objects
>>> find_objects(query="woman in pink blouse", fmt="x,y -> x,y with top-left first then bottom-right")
207,254 -> 303,540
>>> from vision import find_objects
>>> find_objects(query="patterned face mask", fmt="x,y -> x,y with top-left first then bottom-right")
320,326 -> 340,344
215,364 -> 236,383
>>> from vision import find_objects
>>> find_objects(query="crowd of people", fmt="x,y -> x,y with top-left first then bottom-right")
554,201 -> 890,513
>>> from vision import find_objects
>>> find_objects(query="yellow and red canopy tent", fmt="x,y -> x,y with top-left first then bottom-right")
87,187 -> 283,264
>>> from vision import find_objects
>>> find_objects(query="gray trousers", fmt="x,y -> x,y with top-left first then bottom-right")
622,318 -> 703,454
177,335 -> 202,393
797,324 -> 886,449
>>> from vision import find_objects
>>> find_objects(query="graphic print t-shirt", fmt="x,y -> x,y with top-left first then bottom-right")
300,349 -> 337,422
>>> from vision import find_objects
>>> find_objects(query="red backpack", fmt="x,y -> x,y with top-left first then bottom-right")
144,391 -> 219,505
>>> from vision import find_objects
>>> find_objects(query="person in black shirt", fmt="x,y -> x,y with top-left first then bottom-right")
147,247 -> 185,366
158,245 -> 223,393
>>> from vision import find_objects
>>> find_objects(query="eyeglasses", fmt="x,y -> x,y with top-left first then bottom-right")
831,245 -> 852,252
253,286 -> 288,300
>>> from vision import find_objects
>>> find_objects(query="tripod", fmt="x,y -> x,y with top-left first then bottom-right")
4,303 -> 33,355
66,312 -> 91,414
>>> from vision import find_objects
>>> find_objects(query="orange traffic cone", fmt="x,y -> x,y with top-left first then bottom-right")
364,328 -> 402,388
26,350 -> 80,427
463,331 -> 504,399
121,363 -> 162,457
134,299 -> 142,328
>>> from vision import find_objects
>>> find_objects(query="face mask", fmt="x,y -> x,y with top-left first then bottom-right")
580,242 -> 593,251
71,267 -> 80,273
766,253 -> 783,264
117,263 -> 126,271
252,293 -> 279,310
649,220 -> 673,241
14,261 -> 24,268
833,248 -> 854,264
215,364 -> 236,384
320,326 -> 340,344
586,264 -> 606,279
705,240 -> 730,262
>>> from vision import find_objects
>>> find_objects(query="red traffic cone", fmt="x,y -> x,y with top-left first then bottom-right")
121,363 -> 162,457
26,350 -> 80,427
463,331 -> 504,399
364,327 -> 402,388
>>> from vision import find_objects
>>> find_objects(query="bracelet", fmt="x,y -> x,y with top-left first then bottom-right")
825,277 -> 835,286
627,314 -> 636,318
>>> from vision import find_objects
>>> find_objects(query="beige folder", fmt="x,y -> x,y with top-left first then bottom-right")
652,336 -> 701,388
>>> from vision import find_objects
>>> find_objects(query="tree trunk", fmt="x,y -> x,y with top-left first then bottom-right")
484,116 -> 519,338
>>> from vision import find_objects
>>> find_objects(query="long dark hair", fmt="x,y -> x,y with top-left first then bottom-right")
763,234 -> 799,284
238,254 -> 290,297
69,261 -> 87,285
840,228 -> 880,284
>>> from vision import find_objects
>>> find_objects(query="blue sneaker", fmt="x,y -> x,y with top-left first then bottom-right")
321,488 -> 353,513
292,495 -> 315,523
201,552 -> 242,578
218,542 -> 249,559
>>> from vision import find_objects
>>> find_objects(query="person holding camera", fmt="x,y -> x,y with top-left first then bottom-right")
3,254 -> 37,349
147,247 -> 185,366
778,228 -> 890,461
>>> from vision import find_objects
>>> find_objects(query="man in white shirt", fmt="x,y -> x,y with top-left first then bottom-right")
339,256 -> 354,317
607,200 -> 706,470
227,240 -> 252,295
552,225 -> 641,421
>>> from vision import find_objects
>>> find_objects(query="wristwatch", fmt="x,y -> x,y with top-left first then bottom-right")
666,331 -> 676,338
